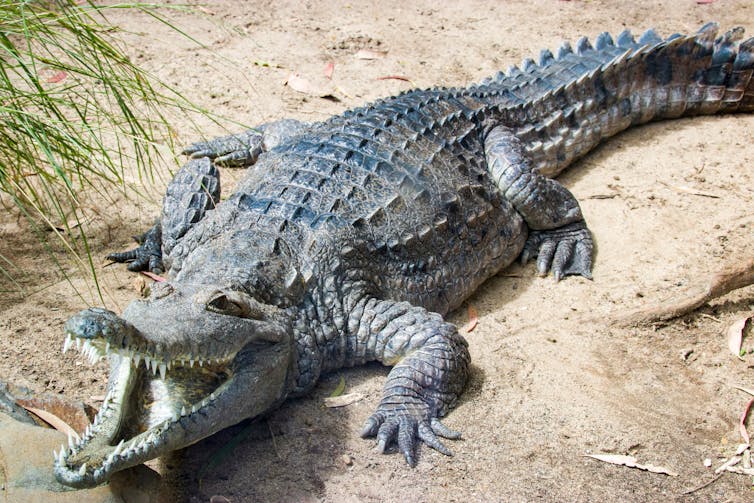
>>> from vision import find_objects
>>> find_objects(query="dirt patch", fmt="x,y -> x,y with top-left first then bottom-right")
1,0 -> 753,501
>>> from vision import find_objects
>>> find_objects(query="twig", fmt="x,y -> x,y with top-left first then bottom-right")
614,257 -> 754,327
681,473 -> 723,495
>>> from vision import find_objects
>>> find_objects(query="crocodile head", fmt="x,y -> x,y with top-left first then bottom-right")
53,280 -> 294,488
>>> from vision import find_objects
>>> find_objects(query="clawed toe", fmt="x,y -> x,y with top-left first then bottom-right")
522,221 -> 593,280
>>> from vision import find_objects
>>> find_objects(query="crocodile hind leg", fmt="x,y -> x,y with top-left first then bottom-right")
107,157 -> 220,273
349,298 -> 470,466
181,118 -> 310,167
484,125 -> 593,280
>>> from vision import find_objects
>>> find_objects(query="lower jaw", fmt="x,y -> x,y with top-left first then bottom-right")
55,355 -> 232,487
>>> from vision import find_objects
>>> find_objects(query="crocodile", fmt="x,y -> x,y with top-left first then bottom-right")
54,23 -> 754,487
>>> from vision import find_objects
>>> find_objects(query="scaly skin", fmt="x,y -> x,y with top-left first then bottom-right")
56,23 -> 754,487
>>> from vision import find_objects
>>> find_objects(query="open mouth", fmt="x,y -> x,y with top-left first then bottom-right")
54,331 -> 236,488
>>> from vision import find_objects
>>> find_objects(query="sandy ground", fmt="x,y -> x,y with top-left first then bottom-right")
1,0 -> 754,501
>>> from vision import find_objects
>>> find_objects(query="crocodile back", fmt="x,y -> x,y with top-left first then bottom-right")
226,89 -> 525,314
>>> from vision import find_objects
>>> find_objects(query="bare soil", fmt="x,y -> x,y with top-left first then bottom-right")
1,1 -> 754,501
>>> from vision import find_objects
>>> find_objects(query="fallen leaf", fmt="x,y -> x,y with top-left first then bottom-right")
17,404 -> 78,438
715,455 -> 743,473
324,61 -> 335,79
739,397 -> 754,444
355,49 -> 388,60
14,391 -> 90,435
46,70 -> 67,83
324,392 -> 365,408
140,271 -> 167,282
285,73 -> 315,94
376,75 -> 412,83
585,453 -> 678,476
330,376 -> 346,398
464,305 -> 479,333
727,315 -> 752,358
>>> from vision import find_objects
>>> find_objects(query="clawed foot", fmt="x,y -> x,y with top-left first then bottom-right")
521,221 -> 593,281
181,129 -> 263,167
106,224 -> 164,273
361,402 -> 461,466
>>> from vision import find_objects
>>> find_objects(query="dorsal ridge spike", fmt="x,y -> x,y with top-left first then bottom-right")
576,36 -> 593,55
595,32 -> 615,50
616,29 -> 636,48
557,41 -> 573,59
639,28 -> 662,46
733,37 -> 754,71
539,48 -> 554,67
521,58 -> 537,72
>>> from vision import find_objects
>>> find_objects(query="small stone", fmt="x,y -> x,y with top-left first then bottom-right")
341,454 -> 353,466
703,458 -> 712,468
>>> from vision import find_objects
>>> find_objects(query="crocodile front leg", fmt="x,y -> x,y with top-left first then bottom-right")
181,118 -> 311,167
107,157 -> 220,273
352,298 -> 470,466
485,125 -> 593,280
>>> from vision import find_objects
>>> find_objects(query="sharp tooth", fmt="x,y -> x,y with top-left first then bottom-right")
105,342 -> 110,354
159,362 -> 166,380
210,392 -> 216,401
113,439 -> 125,456
78,463 -> 87,476
189,359 -> 195,368
145,356 -> 151,371
181,406 -> 187,416
60,443 -> 67,459
76,338 -> 81,351
68,433 -> 75,450
191,404 -> 198,414
63,334 -> 72,354
133,353 -> 141,368
199,360 -> 204,367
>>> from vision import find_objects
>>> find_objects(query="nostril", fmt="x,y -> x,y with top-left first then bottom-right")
151,282 -> 175,300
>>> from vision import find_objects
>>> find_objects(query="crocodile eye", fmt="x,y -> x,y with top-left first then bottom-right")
206,294 -> 245,317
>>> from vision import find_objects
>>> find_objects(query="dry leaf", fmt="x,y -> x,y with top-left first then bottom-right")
284,73 -> 339,101
585,454 -> 678,476
46,70 -> 67,83
324,392 -> 365,408
140,271 -> 167,282
740,397 -> 754,444
376,75 -> 412,83
715,455 -> 743,473
355,49 -> 388,60
728,315 -> 753,358
324,61 -> 335,79
464,305 -> 479,333
15,392 -> 91,435
285,73 -> 315,94
18,404 -> 79,438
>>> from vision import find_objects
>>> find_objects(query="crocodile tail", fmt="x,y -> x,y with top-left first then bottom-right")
475,24 -> 754,177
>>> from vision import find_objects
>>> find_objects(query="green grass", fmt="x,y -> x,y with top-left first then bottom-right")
0,1 -> 210,303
